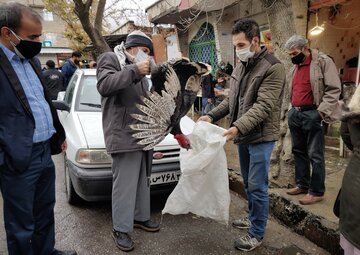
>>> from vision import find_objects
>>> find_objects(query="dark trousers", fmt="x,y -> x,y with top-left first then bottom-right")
0,141 -> 56,255
288,108 -> 326,196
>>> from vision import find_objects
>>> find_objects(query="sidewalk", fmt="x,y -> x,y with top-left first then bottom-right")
227,137 -> 347,255
190,112 -> 347,255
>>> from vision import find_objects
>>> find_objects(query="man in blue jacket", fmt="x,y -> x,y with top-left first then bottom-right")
0,3 -> 75,255
61,51 -> 82,88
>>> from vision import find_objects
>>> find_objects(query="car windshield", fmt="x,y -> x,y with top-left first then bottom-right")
75,75 -> 102,112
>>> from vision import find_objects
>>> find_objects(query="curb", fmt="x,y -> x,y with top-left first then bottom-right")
228,171 -> 343,255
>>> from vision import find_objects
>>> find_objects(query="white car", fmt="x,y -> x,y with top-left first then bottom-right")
53,69 -> 194,204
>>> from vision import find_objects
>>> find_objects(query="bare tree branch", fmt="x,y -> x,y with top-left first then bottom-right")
95,0 -> 106,31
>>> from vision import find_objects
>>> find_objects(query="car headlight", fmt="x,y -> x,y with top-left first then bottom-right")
76,149 -> 112,164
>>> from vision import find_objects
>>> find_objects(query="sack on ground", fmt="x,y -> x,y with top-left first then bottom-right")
162,121 -> 230,224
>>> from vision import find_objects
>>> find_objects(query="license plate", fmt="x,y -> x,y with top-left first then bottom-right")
150,170 -> 181,185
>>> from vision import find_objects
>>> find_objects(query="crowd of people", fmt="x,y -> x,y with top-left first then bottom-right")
0,1 -> 358,255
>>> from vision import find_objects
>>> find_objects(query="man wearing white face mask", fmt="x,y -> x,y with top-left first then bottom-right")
97,30 -> 160,252
198,19 -> 285,252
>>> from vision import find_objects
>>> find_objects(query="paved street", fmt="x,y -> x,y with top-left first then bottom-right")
0,154 -> 329,255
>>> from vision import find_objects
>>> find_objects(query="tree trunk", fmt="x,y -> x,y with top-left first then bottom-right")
73,0 -> 111,57
260,0 -> 308,187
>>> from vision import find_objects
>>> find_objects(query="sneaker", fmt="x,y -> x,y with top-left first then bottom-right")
112,230 -> 134,252
234,233 -> 262,252
232,217 -> 251,229
134,220 -> 160,232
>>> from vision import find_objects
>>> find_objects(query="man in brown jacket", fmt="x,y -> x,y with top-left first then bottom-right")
198,19 -> 285,252
285,35 -> 341,205
96,31 -> 160,252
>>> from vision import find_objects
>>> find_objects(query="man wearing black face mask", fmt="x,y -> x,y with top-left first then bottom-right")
61,50 -> 82,88
0,2 -> 76,255
285,35 -> 341,205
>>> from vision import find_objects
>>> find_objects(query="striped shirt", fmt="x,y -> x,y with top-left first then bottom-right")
0,44 -> 55,143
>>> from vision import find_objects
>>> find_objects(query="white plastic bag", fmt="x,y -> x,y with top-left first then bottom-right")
162,121 -> 230,224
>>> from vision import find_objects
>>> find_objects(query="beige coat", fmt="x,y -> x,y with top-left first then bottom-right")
208,47 -> 286,144
288,49 -> 342,122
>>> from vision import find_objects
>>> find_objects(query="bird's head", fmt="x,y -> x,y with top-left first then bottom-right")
170,58 -> 212,94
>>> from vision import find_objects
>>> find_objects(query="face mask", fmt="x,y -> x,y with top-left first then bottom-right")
236,43 -> 255,62
291,52 -> 305,65
9,29 -> 42,59
134,48 -> 149,63
74,59 -> 80,65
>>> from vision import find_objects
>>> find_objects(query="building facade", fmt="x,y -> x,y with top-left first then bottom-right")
0,0 -> 73,67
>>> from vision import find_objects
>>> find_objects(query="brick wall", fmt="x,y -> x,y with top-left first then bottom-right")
308,0 -> 360,70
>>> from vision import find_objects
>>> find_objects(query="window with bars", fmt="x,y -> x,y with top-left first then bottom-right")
189,23 -> 218,73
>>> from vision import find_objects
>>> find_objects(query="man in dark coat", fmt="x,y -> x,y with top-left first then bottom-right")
43,60 -> 65,100
0,3 -> 75,255
339,84 -> 360,254
201,71 -> 215,115
61,51 -> 81,88
97,30 -> 160,252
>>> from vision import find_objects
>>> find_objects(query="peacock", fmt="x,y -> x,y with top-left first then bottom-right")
129,58 -> 211,150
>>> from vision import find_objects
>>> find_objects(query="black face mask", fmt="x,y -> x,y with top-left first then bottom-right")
9,29 -> 42,59
291,52 -> 305,65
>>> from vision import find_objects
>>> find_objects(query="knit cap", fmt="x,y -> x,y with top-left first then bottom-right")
125,30 -> 153,55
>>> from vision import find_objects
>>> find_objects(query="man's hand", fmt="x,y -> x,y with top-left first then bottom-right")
61,140 -> 67,152
223,127 -> 239,141
197,115 -> 212,123
136,59 -> 150,76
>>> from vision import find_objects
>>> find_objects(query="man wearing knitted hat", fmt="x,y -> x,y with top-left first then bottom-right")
97,30 -> 159,252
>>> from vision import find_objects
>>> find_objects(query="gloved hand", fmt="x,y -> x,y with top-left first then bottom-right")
174,134 -> 191,150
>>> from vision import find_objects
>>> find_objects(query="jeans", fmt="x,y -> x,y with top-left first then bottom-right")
201,97 -> 208,115
237,141 -> 275,240
288,108 -> 326,196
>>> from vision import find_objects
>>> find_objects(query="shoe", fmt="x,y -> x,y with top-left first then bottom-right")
112,230 -> 134,252
299,194 -> 324,205
52,250 -> 77,255
232,217 -> 251,229
286,187 -> 308,195
234,233 -> 262,252
134,220 -> 160,232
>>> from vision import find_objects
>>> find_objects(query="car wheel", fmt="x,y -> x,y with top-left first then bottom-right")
64,155 -> 82,205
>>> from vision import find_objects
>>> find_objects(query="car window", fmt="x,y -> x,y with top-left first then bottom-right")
64,74 -> 79,107
75,75 -> 101,112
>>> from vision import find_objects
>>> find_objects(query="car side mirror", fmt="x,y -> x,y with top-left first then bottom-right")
52,100 -> 70,112
57,91 -> 66,101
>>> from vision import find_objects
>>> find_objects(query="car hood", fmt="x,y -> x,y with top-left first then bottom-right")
77,113 -> 195,149
77,112 -> 105,148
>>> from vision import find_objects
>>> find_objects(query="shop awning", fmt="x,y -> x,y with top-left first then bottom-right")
40,47 -> 74,54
